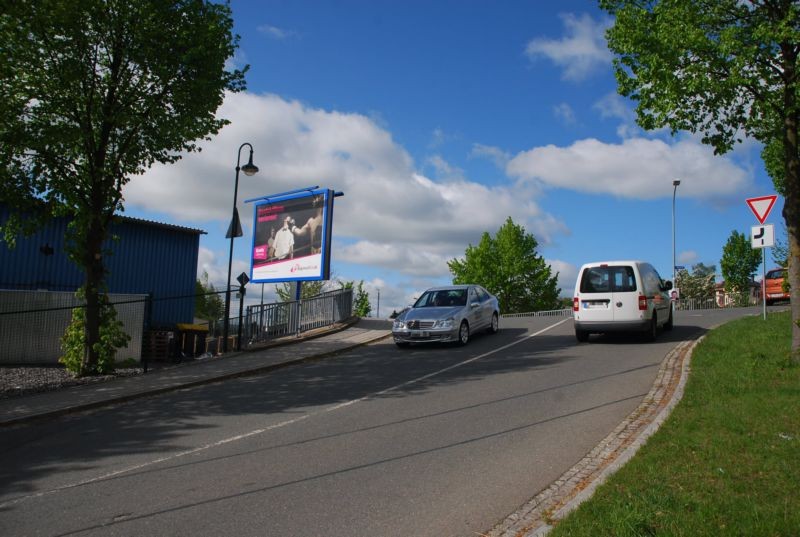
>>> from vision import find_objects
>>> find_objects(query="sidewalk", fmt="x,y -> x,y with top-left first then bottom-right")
0,317 -> 392,428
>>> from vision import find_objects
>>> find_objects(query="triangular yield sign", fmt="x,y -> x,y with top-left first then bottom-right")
746,195 -> 777,224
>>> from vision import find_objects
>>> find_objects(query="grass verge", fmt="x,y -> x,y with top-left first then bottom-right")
549,311 -> 800,536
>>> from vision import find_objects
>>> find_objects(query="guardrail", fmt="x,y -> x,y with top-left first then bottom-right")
502,308 -> 573,318
245,287 -> 353,345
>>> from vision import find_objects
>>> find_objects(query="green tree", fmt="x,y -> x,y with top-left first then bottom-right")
336,279 -> 371,317
352,282 -> 372,318
274,280 -> 327,302
195,271 -> 224,326
0,0 -> 245,375
675,263 -> 717,301
773,223 -> 790,268
600,0 -> 800,358
720,231 -> 761,306
448,217 -> 560,314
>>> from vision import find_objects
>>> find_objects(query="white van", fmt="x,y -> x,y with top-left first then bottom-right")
573,260 -> 673,342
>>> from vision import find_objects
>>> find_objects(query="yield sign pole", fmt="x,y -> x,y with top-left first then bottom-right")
746,194 -> 778,320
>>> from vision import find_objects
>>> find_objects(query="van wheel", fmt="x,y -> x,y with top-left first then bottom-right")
664,307 -> 674,331
575,329 -> 589,343
646,313 -> 658,342
457,321 -> 470,346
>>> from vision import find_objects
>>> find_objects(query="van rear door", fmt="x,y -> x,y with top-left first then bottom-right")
577,264 -> 639,322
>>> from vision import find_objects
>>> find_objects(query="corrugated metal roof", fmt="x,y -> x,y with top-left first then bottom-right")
115,215 -> 206,235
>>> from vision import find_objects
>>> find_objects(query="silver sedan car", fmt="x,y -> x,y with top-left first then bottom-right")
392,285 -> 500,347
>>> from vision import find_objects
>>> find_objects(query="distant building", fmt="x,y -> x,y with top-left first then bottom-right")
714,280 -> 760,307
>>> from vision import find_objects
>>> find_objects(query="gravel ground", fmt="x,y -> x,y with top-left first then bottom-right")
0,365 -> 147,401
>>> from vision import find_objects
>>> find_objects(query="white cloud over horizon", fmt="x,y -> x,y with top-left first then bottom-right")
525,13 -> 613,81
124,92 -> 568,285
124,91 -> 755,313
506,137 -> 752,200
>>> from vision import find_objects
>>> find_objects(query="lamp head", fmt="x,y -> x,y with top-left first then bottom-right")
242,154 -> 259,176
673,179 -> 681,186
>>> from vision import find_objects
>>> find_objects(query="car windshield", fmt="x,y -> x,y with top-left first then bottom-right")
766,269 -> 786,280
414,289 -> 467,308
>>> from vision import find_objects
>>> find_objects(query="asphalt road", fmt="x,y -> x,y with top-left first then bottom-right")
0,307 -> 761,537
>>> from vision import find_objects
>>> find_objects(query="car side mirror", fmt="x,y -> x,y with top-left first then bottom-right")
662,280 -> 673,291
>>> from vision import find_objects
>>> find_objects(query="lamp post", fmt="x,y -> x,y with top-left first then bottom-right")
672,179 -> 681,286
222,143 -> 259,353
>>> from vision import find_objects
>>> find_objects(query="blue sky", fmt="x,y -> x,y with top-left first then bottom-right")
122,0 -> 784,316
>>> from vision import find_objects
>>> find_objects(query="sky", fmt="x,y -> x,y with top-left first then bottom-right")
121,0 -> 784,317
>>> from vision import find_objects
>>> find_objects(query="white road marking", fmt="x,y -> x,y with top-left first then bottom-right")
2,318 -> 570,508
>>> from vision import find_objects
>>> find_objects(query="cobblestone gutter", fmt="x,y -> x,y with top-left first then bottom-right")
488,338 -> 699,537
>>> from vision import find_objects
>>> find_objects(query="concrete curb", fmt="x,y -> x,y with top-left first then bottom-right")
488,336 -> 702,537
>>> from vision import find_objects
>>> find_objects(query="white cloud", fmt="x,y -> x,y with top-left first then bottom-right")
257,24 -> 295,40
470,144 -> 511,169
547,259 -> 578,297
678,250 -> 699,265
506,137 -> 752,200
593,92 -> 633,122
553,102 -> 576,125
125,92 -> 568,283
525,13 -> 612,81
426,154 -> 465,181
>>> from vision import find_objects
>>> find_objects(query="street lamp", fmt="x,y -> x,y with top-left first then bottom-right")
672,179 -> 681,286
222,143 -> 259,353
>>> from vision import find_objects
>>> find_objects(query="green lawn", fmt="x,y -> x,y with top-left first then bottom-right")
549,311 -> 800,537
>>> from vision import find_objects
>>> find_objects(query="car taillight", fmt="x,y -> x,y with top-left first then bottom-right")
638,295 -> 647,310
573,297 -> 580,311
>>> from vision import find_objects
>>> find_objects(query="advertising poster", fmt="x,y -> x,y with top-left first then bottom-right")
249,188 -> 334,283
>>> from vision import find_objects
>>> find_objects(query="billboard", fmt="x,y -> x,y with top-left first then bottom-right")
248,187 -> 335,283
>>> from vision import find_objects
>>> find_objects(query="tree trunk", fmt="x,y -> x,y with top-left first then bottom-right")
81,216 -> 106,375
783,46 -> 800,363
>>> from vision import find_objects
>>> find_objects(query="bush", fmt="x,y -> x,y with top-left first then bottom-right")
60,287 -> 130,376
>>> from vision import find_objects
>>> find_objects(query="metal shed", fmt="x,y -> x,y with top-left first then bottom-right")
0,206 -> 205,327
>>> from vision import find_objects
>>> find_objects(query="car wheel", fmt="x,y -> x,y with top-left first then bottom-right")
575,329 -> 589,343
457,321 -> 470,346
664,307 -> 674,331
646,313 -> 658,342
487,312 -> 499,334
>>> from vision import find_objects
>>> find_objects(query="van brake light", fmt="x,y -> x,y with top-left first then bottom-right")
573,297 -> 580,311
638,295 -> 647,310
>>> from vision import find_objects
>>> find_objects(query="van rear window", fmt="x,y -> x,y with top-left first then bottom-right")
580,266 -> 637,293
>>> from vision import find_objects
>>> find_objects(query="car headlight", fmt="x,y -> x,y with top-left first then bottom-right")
434,318 -> 454,329
393,320 -> 407,330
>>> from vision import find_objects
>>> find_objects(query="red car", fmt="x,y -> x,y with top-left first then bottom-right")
764,268 -> 790,305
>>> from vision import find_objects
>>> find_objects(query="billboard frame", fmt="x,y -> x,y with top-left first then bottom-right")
245,186 -> 335,284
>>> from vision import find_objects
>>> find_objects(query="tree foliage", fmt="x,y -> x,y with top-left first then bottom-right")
354,283 -> 372,318
448,217 -> 560,314
275,280 -> 327,302
675,263 -> 717,301
721,231 -> 762,306
600,0 -> 800,358
60,287 -> 130,375
195,271 -> 224,324
0,0 -> 245,372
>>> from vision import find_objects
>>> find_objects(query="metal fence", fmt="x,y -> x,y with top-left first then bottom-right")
675,292 -> 761,310
0,290 -> 146,365
245,287 -> 353,346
